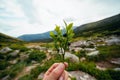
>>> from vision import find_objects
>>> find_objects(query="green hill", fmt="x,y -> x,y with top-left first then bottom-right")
0,32 -> 22,43
74,14 -> 120,37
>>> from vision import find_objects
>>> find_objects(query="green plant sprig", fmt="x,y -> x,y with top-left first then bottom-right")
50,21 -> 74,62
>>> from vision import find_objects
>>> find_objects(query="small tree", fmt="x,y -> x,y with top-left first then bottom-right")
50,21 -> 74,62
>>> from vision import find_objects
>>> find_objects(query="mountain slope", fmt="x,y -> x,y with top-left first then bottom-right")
0,32 -> 21,43
18,31 -> 52,42
74,14 -> 120,37
18,14 -> 120,42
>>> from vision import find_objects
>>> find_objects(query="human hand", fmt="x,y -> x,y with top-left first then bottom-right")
43,62 -> 69,80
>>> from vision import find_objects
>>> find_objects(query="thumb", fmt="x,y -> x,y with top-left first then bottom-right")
49,63 -> 65,80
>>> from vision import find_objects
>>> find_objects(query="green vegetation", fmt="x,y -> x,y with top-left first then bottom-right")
50,21 -> 74,61
18,75 -> 33,80
87,45 -> 120,62
28,50 -> 46,63
9,44 -> 28,52
0,62 -> 26,79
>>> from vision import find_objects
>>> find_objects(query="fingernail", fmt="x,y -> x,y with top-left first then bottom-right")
59,76 -> 64,80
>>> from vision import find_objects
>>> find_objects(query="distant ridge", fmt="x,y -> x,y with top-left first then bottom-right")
18,14 -> 120,42
74,14 -> 120,37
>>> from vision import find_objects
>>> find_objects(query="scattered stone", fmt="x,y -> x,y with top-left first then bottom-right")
31,60 -> 37,64
96,65 -> 106,70
65,52 -> 79,63
114,68 -> 120,71
110,58 -> 120,65
0,47 -> 12,53
9,59 -> 18,64
38,72 -> 44,80
38,71 -> 96,80
9,50 -> 20,57
2,75 -> 10,80
105,36 -> 120,45
69,71 -> 96,80
80,57 -> 86,62
87,51 -> 99,56
84,48 -> 96,53
20,53 -> 29,61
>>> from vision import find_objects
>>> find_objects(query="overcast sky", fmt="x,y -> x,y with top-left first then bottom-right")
0,0 -> 120,37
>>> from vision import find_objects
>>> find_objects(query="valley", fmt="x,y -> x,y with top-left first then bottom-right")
0,14 -> 120,80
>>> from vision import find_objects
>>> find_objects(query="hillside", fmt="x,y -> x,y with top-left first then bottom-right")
0,32 -> 21,43
18,14 -> 120,42
18,31 -> 52,42
74,14 -> 120,37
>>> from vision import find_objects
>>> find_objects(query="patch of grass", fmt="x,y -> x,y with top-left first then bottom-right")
9,44 -> 28,52
28,50 -> 46,63
18,74 -> 33,80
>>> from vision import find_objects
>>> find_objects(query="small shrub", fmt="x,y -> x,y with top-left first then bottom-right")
107,69 -> 120,80
19,74 -> 33,80
9,44 -> 28,52
0,60 -> 8,70
28,50 -> 46,63
9,62 -> 26,78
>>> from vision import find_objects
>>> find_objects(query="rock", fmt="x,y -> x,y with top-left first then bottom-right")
65,52 -> 79,63
96,65 -> 106,70
9,50 -> 20,57
9,59 -> 18,64
31,60 -> 37,64
20,53 -> 29,61
110,58 -> 120,65
37,71 -> 96,80
105,36 -> 120,45
80,57 -> 86,62
27,45 -> 47,51
69,71 -> 96,80
87,51 -> 99,56
114,68 -> 120,71
84,48 -> 96,53
0,47 -> 12,53
2,75 -> 10,80
38,72 -> 44,80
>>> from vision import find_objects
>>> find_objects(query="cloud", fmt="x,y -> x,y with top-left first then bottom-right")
0,0 -> 120,37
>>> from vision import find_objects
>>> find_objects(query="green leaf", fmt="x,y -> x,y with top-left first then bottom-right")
55,25 -> 60,32
64,20 -> 67,27
50,31 -> 55,38
67,23 -> 73,30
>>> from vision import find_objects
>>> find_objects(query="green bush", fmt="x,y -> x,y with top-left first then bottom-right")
87,45 -> 120,62
19,74 -> 33,80
9,62 -> 26,78
28,50 -> 46,63
71,77 -> 77,80
0,70 -> 9,78
30,66 -> 45,78
9,44 -> 28,52
0,60 -> 8,70
77,62 -> 112,80
107,69 -> 120,80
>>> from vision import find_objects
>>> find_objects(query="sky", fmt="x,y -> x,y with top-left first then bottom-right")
0,0 -> 120,37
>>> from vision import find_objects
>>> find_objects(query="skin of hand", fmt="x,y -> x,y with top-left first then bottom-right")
43,62 -> 69,80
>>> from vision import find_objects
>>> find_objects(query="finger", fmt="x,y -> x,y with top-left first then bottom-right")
45,63 -> 59,75
64,62 -> 68,68
59,71 -> 65,80
49,63 -> 65,80
64,70 -> 68,80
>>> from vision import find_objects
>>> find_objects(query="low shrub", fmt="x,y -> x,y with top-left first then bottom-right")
0,60 -> 8,70
107,69 -> 120,80
28,50 -> 46,63
18,74 -> 33,80
9,62 -> 26,78
9,44 -> 28,52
